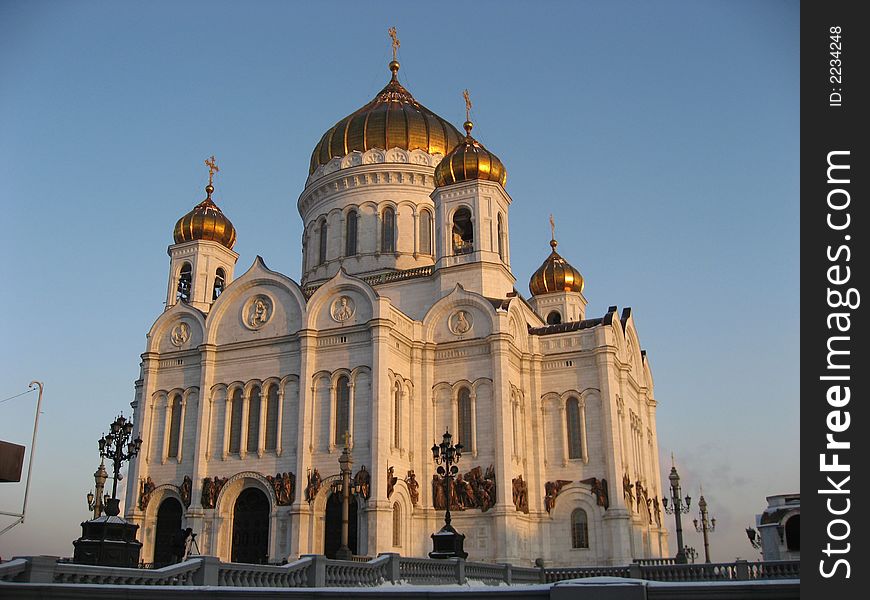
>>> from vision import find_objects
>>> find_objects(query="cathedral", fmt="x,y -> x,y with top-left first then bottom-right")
124,40 -> 669,567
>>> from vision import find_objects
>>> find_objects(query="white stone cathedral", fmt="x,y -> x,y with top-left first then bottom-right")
124,53 -> 669,567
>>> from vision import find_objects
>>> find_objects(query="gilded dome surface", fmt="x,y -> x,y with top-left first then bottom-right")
309,62 -> 463,174
529,240 -> 584,296
173,184 -> 237,250
434,121 -> 506,188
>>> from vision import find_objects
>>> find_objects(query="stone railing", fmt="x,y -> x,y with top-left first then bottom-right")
1,555 -> 799,589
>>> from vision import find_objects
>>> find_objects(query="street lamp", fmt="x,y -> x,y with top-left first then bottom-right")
693,490 -> 717,563
97,414 -> 142,516
334,432 -> 361,560
661,457 -> 691,564
429,428 -> 467,559
85,459 -> 109,518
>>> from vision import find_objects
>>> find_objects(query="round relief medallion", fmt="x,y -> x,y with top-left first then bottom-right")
331,295 -> 356,322
243,294 -> 273,330
170,321 -> 191,347
448,309 -> 473,335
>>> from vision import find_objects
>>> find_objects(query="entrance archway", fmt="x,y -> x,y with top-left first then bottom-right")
324,492 -> 358,558
231,487 -> 269,564
153,497 -> 183,567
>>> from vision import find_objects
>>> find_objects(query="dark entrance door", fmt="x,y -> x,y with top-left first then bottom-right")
153,498 -> 183,567
324,492 -> 358,558
231,488 -> 269,564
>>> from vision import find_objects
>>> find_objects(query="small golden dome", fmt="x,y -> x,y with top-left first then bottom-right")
529,239 -> 584,296
434,120 -> 507,188
173,185 -> 237,250
309,61 -> 463,174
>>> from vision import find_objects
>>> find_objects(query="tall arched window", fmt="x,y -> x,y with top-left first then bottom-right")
571,508 -> 589,548
229,388 -> 243,453
566,397 -> 583,459
319,220 -> 328,264
264,384 -> 279,451
247,385 -> 261,453
345,210 -> 358,256
392,502 -> 402,547
177,263 -> 192,302
547,310 -> 562,325
381,207 -> 395,253
419,210 -> 433,255
393,385 -> 401,448
334,376 -> 350,445
457,387 -> 473,450
452,208 -> 473,254
212,268 -> 226,300
167,393 -> 182,459
497,213 -> 505,261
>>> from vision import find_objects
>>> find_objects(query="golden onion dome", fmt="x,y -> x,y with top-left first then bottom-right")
529,238 -> 584,296
309,60 -> 463,174
434,119 -> 506,188
173,183 -> 237,250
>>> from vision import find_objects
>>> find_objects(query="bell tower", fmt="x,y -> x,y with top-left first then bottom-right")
166,156 -> 239,313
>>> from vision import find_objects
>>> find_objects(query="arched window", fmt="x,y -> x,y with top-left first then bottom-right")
177,263 -> 192,302
319,220 -> 328,264
392,502 -> 402,547
213,268 -> 226,300
229,388 -> 243,453
452,208 -> 473,254
264,384 -> 279,451
393,385 -> 401,448
785,515 -> 800,551
571,508 -> 589,548
547,310 -> 562,325
334,375 -> 350,445
457,387 -> 473,450
497,213 -> 505,261
345,210 -> 358,256
566,397 -> 583,459
419,210 -> 433,255
381,207 -> 395,253
167,393 -> 182,459
247,385 -> 261,453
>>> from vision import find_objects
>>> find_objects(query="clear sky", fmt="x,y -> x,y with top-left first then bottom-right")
0,0 -> 798,563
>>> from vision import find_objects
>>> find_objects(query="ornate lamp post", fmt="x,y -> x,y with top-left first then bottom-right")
429,428 -> 467,559
85,459 -> 109,519
693,491 -> 716,563
334,432 -> 360,560
661,459 -> 691,564
98,414 -> 143,516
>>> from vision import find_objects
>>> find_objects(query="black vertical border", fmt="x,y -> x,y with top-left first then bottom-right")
802,1 -> 868,597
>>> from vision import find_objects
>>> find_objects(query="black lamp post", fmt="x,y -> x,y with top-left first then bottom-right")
693,492 -> 716,563
429,428 -> 467,559
661,460 -> 691,564
334,432 -> 360,560
85,459 -> 109,519
98,414 -> 143,516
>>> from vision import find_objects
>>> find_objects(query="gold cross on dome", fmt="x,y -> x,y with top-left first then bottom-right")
549,214 -> 556,241
205,155 -> 219,186
388,26 -> 400,61
463,89 -> 472,122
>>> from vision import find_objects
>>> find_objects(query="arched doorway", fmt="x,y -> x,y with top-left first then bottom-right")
153,497 -> 183,567
231,487 -> 270,564
324,492 -> 358,558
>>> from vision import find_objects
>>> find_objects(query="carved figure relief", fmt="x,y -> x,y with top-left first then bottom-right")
431,465 -> 496,512
512,475 -> 529,514
138,476 -> 155,511
580,477 -> 610,510
200,475 -> 228,509
180,475 -> 192,508
244,295 -> 273,330
653,497 -> 662,526
386,466 -> 398,498
331,295 -> 355,322
170,322 -> 190,347
353,466 -> 371,500
449,309 -> 472,335
405,470 -> 419,506
267,472 -> 296,506
544,479 -> 572,514
623,473 -> 635,507
305,468 -> 322,503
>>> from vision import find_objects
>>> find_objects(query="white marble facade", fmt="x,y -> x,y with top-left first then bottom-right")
124,72 -> 669,568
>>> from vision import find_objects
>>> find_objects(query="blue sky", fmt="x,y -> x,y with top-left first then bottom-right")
0,0 -> 798,562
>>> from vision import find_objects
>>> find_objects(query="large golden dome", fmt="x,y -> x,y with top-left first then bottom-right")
434,121 -> 506,188
173,184 -> 237,250
309,61 -> 463,174
529,239 -> 584,296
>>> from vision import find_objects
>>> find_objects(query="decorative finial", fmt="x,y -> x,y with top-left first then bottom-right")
204,155 -> 219,198
671,452 -> 675,468
463,89 -> 473,136
549,214 -> 557,248
343,430 -> 352,450
388,26 -> 400,78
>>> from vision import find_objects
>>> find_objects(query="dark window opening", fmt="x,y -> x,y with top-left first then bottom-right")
547,310 -> 562,325
452,208 -> 473,255
382,207 -> 396,253
213,268 -> 226,300
571,509 -> 589,548
785,515 -> 800,551
177,263 -> 192,302
319,221 -> 328,264
346,210 -> 358,256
